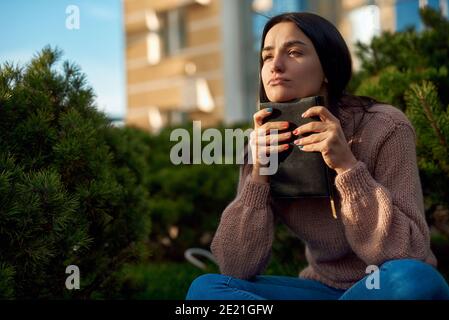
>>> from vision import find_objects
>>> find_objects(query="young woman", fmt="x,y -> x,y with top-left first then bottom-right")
186,12 -> 449,300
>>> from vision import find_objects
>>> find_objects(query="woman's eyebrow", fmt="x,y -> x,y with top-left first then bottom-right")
262,40 -> 307,53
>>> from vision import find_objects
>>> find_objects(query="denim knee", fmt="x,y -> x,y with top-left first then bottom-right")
380,258 -> 449,299
186,273 -> 229,300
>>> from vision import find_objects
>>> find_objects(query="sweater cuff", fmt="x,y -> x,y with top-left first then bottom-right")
239,175 -> 271,209
334,161 -> 378,203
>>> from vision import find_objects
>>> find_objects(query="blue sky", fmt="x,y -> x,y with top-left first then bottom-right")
0,0 -> 125,119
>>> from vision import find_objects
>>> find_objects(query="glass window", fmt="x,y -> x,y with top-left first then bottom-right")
158,8 -> 187,57
434,0 -> 449,18
396,0 -> 421,31
441,0 -> 449,17
348,5 -> 381,45
396,0 -> 448,32
427,0 -> 441,9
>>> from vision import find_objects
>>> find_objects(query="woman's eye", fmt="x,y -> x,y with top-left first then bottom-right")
289,51 -> 302,57
262,55 -> 273,62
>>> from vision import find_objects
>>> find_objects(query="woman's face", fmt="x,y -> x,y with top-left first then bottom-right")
261,22 -> 327,102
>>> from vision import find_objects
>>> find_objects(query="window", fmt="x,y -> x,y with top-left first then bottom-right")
396,0 -> 421,31
422,0 -> 441,9
396,0 -> 448,32
159,8 -> 187,57
182,77 -> 215,113
145,9 -> 161,65
443,0 -> 449,16
145,8 -> 186,65
146,107 -> 187,133
168,110 -> 188,125
348,4 -> 381,45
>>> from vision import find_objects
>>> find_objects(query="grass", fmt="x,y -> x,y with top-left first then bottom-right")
114,261 -> 217,299
110,256 -> 306,300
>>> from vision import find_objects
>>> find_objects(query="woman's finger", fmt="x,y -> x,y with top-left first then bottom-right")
302,106 -> 339,123
258,121 -> 290,135
258,131 -> 292,146
258,143 -> 290,157
253,108 -> 274,128
299,141 -> 324,152
294,132 -> 326,146
293,121 -> 326,136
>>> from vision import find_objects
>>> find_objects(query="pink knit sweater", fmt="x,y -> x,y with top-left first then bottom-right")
210,103 -> 437,290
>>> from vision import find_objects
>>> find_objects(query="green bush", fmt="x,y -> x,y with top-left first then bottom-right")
350,7 -> 449,110
0,47 -> 152,298
350,7 -> 449,234
143,123 -> 249,262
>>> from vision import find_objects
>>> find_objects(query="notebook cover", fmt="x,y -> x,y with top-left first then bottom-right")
260,96 -> 336,199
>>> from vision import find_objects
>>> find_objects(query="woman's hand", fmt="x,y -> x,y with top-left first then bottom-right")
250,108 -> 292,183
292,106 -> 358,175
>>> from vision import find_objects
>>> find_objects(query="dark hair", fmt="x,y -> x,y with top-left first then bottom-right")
259,12 -> 378,128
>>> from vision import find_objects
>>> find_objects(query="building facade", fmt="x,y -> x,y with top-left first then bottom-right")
124,0 -> 256,133
123,0 -> 449,132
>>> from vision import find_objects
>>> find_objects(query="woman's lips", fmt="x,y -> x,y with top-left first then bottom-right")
269,78 -> 290,86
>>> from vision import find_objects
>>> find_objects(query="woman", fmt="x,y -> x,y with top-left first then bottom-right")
186,12 -> 449,300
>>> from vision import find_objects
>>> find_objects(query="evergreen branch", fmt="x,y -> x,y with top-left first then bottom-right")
77,242 -> 138,299
409,82 -> 448,152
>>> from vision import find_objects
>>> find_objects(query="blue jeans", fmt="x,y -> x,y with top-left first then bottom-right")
186,259 -> 449,300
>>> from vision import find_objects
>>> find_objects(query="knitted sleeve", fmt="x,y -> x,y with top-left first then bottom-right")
210,160 -> 274,280
334,122 -> 432,266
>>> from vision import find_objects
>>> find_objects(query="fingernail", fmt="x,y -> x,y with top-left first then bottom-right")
266,108 -> 273,113
301,113 -> 306,118
293,129 -> 299,135
298,145 -> 304,150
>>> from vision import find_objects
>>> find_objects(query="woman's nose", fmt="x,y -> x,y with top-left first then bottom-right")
271,54 -> 285,73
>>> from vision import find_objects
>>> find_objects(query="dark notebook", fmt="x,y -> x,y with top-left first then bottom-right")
260,96 -> 337,218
